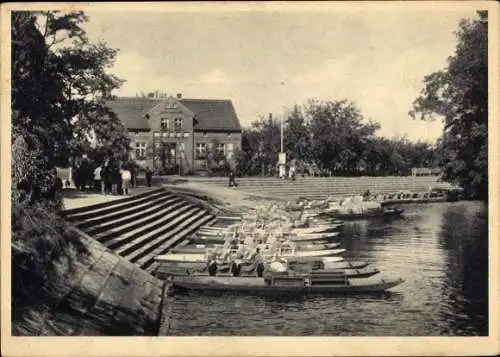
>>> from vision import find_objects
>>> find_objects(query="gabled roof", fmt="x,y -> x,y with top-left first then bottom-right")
180,98 -> 242,132
105,97 -> 242,132
105,97 -> 158,131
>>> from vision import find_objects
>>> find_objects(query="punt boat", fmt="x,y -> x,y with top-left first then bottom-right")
156,264 -> 380,279
325,207 -> 404,220
156,259 -> 370,272
170,242 -> 342,254
189,236 -> 332,245
287,231 -> 341,241
156,249 -> 347,263
167,275 -> 405,295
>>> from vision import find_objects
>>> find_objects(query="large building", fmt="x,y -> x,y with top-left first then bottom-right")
106,93 -> 242,174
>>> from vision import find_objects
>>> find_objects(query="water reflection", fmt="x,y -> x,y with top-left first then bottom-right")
165,202 -> 488,336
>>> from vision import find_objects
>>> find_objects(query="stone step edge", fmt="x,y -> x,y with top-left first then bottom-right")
131,211 -> 214,268
65,190 -> 171,222
62,188 -> 166,216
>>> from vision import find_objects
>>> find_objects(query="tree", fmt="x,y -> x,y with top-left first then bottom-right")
307,99 -> 379,174
12,11 -> 129,206
284,105 -> 312,163
410,11 -> 488,200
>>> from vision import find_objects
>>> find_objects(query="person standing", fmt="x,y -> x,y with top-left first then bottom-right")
129,162 -> 137,189
228,170 -> 238,187
109,160 -> 120,195
254,248 -> 265,277
145,166 -> 153,187
207,256 -> 218,277
93,165 -> 102,192
120,166 -> 132,196
101,161 -> 110,194
231,257 -> 243,277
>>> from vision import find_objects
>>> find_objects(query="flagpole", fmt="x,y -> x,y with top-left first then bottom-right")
280,80 -> 285,153
281,106 -> 284,153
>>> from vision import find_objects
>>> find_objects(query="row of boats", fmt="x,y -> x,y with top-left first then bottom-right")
156,201 -> 405,296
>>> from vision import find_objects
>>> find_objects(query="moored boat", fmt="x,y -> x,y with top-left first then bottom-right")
170,242 -> 342,254
288,224 -> 343,234
288,231 -> 341,241
168,275 -> 404,295
155,249 -> 346,263
155,263 -> 380,279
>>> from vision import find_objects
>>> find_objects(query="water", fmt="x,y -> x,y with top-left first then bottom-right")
162,202 -> 488,336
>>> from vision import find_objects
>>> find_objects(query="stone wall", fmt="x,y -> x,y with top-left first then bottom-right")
12,229 -> 166,336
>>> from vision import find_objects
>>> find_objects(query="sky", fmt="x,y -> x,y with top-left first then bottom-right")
83,4 -> 480,142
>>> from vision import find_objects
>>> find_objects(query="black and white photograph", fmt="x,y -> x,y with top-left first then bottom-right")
2,1 -> 498,356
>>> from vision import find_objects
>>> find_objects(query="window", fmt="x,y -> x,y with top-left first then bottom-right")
196,143 -> 207,159
226,143 -> 234,158
135,142 -> 147,160
174,118 -> 183,132
164,102 -> 178,110
160,118 -> 169,131
203,132 -> 207,137
216,143 -> 225,157
226,132 -> 232,137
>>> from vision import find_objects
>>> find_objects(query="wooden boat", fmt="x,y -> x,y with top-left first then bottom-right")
188,236 -> 228,245
155,249 -> 346,263
289,224 -> 343,234
288,231 -> 341,241
168,275 -> 405,295
326,207 -> 404,220
156,263 -> 380,279
154,258 -> 371,278
170,242 -> 342,254
295,242 -> 341,251
288,259 -> 369,270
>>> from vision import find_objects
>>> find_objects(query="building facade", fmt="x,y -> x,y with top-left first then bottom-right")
106,94 -> 242,174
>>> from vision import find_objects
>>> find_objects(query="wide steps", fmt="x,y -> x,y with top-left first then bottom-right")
62,188 -> 218,273
132,210 -> 215,270
78,195 -> 182,233
189,176 -> 453,200
93,200 -> 191,245
63,189 -> 167,221
113,205 -> 201,256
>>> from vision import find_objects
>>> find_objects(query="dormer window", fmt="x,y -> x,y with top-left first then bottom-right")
164,102 -> 178,110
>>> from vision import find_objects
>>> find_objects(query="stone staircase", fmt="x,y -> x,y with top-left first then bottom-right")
62,188 -> 216,273
186,176 -> 454,200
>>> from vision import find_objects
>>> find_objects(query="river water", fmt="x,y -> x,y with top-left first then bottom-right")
162,201 -> 488,336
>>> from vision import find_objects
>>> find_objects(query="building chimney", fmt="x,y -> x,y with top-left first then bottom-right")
269,113 -> 273,120
177,93 -> 182,99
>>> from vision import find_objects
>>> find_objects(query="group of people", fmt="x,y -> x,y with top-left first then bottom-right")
70,157 -> 156,195
207,247 -> 266,277
92,160 -> 138,196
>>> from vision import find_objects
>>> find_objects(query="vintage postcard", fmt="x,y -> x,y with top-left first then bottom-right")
1,1 -> 499,356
